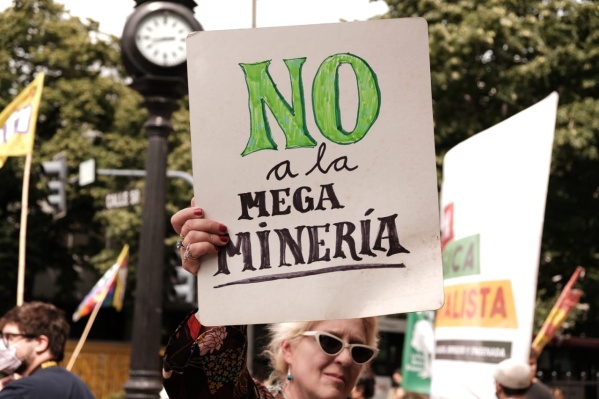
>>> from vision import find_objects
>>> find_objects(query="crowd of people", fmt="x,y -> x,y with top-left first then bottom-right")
161,200 -> 560,399
0,200 -> 564,399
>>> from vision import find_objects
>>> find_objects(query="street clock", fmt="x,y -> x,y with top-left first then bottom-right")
121,1 -> 202,78
121,2 -> 202,398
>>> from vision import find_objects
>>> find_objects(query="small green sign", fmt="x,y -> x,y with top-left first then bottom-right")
401,311 -> 435,394
442,234 -> 480,279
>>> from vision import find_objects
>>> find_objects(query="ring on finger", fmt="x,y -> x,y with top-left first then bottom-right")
176,240 -> 185,250
183,247 -> 199,262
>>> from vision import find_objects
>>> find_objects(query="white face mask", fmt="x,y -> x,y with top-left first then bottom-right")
0,339 -> 22,374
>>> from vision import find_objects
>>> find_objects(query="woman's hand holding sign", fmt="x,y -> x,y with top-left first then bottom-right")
171,198 -> 229,275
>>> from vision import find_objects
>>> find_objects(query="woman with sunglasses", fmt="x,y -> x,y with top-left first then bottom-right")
163,201 -> 379,399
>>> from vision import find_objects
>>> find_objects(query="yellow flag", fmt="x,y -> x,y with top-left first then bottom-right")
0,73 -> 45,168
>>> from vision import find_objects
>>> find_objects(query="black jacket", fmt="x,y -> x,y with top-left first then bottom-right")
0,366 -> 94,399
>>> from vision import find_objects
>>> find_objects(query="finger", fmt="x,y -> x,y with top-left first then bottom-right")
179,238 -> 223,269
179,232 -> 228,274
179,233 -> 228,275
186,241 -> 220,259
180,242 -> 217,276
181,258 -> 200,275
183,231 -> 228,255
191,197 -> 195,207
171,206 -> 204,236
180,218 -> 227,242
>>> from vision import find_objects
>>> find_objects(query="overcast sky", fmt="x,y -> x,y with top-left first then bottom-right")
0,0 -> 389,36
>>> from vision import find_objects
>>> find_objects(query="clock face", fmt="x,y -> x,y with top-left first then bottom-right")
135,10 -> 193,67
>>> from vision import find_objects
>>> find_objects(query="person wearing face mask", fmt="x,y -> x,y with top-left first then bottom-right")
0,352 -> 19,390
162,202 -> 380,399
0,301 -> 95,398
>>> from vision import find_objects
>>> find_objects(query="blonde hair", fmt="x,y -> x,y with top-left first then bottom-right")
263,317 -> 378,385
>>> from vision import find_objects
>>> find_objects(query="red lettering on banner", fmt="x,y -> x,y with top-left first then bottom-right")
440,203 -> 454,251
490,286 -> 507,318
436,281 -> 517,328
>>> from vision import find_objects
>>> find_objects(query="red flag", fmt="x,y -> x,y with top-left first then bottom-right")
532,266 -> 584,352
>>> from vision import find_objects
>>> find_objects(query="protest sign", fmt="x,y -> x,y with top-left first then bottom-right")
187,19 -> 443,325
402,311 -> 435,395
430,93 -> 559,398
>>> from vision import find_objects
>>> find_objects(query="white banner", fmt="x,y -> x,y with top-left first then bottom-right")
187,19 -> 444,325
430,93 -> 559,398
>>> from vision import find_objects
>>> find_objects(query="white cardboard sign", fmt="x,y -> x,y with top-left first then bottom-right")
430,93 -> 559,399
187,19 -> 444,325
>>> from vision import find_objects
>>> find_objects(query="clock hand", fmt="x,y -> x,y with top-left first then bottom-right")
153,37 -> 176,42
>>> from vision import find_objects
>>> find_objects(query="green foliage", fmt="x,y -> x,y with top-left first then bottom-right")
0,0 -> 191,317
377,0 -> 599,335
1,0 -> 596,340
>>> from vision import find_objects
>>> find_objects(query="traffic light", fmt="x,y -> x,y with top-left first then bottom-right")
40,152 -> 67,219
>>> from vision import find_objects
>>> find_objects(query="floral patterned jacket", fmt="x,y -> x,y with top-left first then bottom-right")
162,310 -> 279,399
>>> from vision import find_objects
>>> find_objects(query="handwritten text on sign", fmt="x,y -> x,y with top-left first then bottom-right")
188,19 -> 443,324
213,53 -> 409,285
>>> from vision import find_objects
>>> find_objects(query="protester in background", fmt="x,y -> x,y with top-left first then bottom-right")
494,358 -> 532,399
351,370 -> 376,399
527,348 -> 554,399
162,200 -> 380,399
0,302 -> 95,398
387,368 -> 405,399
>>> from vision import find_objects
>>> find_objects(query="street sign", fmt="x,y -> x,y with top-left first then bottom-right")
79,159 -> 96,186
105,188 -> 141,209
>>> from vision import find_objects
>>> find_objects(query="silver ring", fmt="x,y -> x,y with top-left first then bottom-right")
183,247 -> 199,263
183,248 -> 192,262
176,240 -> 184,250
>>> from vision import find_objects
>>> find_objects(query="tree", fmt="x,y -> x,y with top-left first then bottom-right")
376,0 -> 599,335
0,0 -> 193,326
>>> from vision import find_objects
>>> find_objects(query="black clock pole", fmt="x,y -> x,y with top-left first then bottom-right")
120,1 -> 202,398
124,77 -> 186,399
